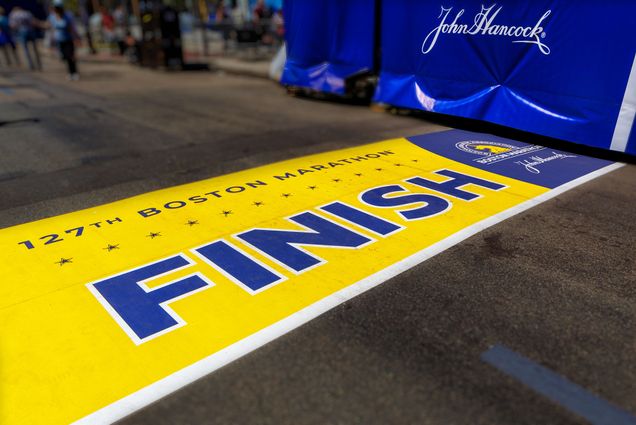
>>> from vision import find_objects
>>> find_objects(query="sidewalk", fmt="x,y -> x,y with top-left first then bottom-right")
206,56 -> 270,79
74,44 -> 272,80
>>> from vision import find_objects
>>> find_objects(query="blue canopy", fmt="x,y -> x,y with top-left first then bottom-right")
281,0 -> 376,95
375,0 -> 636,154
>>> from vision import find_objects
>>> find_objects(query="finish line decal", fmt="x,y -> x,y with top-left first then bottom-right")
0,130 -> 619,424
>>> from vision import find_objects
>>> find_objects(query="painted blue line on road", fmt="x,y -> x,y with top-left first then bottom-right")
481,345 -> 636,425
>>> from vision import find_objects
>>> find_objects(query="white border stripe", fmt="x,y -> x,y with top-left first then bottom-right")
610,53 -> 636,152
73,162 -> 624,425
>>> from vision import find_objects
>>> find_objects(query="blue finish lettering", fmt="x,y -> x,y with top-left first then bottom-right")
406,170 -> 505,201
360,185 -> 450,220
320,201 -> 402,236
237,212 -> 372,273
90,255 -> 212,343
194,240 -> 283,293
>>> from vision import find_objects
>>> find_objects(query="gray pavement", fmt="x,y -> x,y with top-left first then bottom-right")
1,55 -> 634,425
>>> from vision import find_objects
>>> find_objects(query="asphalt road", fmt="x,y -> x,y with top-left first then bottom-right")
1,56 -> 634,425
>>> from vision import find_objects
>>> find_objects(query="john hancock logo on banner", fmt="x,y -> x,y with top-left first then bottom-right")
455,140 -> 544,165
422,4 -> 552,55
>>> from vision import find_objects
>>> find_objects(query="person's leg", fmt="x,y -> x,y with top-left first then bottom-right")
61,41 -> 77,76
30,38 -> 42,70
68,54 -> 77,75
67,41 -> 77,75
9,40 -> 20,65
59,41 -> 70,74
85,30 -> 96,54
1,45 -> 10,65
21,38 -> 34,69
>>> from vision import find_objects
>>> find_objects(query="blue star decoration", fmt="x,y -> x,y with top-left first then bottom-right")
185,220 -> 199,226
55,257 -> 73,266
221,210 -> 233,217
103,244 -> 120,252
147,232 -> 161,239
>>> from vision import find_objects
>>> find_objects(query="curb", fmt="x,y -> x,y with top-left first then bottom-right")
208,59 -> 270,80
74,52 -> 272,80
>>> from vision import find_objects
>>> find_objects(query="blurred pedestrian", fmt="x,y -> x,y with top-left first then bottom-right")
9,6 -> 42,70
79,0 -> 97,54
124,29 -> 138,63
271,9 -> 284,44
100,6 -> 114,49
0,20 -> 9,66
48,0 -> 80,80
88,9 -> 102,46
211,0 -> 232,51
252,0 -> 271,23
112,4 -> 126,55
0,7 -> 20,66
214,0 -> 229,23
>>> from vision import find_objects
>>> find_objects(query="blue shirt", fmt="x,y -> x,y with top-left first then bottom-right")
0,15 -> 9,32
48,12 -> 75,43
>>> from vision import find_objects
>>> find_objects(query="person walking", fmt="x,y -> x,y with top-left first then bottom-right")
100,6 -> 114,50
8,6 -> 42,70
0,7 -> 20,66
112,4 -> 126,56
0,21 -> 9,66
48,0 -> 80,80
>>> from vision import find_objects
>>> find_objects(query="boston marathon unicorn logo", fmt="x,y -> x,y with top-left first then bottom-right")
456,141 -> 515,156
471,144 -> 512,155
455,140 -> 545,165
422,4 -> 552,55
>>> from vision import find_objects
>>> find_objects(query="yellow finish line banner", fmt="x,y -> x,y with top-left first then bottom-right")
0,130 -> 616,424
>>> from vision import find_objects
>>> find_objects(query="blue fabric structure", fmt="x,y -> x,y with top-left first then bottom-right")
265,0 -> 282,10
281,0 -> 376,95
375,1 -> 636,154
